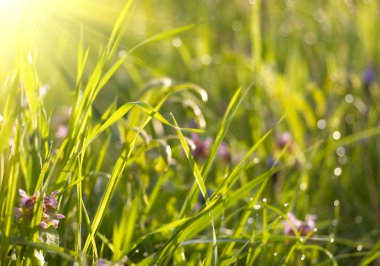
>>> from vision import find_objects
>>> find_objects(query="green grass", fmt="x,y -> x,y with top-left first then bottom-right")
1,0 -> 380,265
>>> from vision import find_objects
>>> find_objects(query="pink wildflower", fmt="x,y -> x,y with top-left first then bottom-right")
15,189 -> 65,229
284,212 -> 316,236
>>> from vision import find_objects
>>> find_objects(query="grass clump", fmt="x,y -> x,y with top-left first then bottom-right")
1,0 -> 380,265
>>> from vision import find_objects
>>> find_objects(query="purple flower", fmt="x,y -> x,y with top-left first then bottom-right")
363,67 -> 376,88
55,125 -> 68,139
14,208 -> 22,220
43,190 -> 58,211
217,142 -> 231,163
40,221 -> 48,229
15,189 -> 65,229
56,213 -> 65,219
190,133 -> 212,160
18,189 -> 40,218
19,189 -> 39,210
284,212 -> 316,236
276,132 -> 292,151
53,107 -> 71,139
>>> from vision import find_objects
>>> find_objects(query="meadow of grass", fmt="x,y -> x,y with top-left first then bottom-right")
0,0 -> 380,265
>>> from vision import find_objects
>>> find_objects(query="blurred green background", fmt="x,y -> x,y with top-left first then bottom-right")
1,0 -> 380,264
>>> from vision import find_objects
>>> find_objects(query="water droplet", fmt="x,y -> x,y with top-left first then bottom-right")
279,22 -> 292,36
300,182 -> 307,191
248,217 -> 254,224
333,131 -> 341,140
313,228 -> 318,232
162,78 -> 172,87
201,54 -> 212,65
143,252 -> 149,257
300,237 -> 304,243
345,94 -> 354,104
338,156 -> 348,165
332,219 -> 338,226
262,198 -> 267,203
345,114 -> 355,124
273,252 -> 278,256
252,157 -> 260,164
254,204 -> 261,210
330,238 -> 335,243
334,167 -> 342,177
135,249 -> 140,253
317,119 -> 326,129
334,200 -> 340,207
283,202 -> 289,207
118,50 -> 127,57
357,245 -> 363,252
232,20 -> 243,31
314,8 -> 327,23
172,38 -> 182,47
336,146 -> 346,157
301,254 -> 306,261
304,32 -> 317,45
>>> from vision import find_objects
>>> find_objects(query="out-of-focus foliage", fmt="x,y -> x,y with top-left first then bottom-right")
0,0 -> 380,265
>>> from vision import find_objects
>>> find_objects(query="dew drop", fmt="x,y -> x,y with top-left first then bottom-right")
262,198 -> 267,203
254,204 -> 261,210
201,54 -> 212,65
118,50 -> 127,57
345,94 -> 354,104
283,202 -> 289,207
172,38 -> 182,48
338,156 -> 348,165
143,252 -> 149,257
248,217 -> 254,224
336,146 -> 346,157
280,22 -> 292,36
313,228 -> 318,232
334,200 -> 340,207
301,254 -> 306,261
334,167 -> 342,177
330,238 -> 335,243
333,131 -> 341,140
357,245 -> 363,252
317,119 -> 327,129
162,78 -> 172,87
300,182 -> 307,191
273,252 -> 278,256
300,237 -> 304,243
304,32 -> 317,45
232,20 -> 243,31
135,249 -> 139,253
